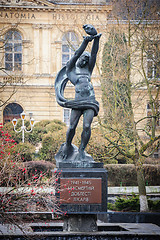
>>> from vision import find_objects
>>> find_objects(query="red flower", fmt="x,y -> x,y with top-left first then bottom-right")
5,138 -> 10,142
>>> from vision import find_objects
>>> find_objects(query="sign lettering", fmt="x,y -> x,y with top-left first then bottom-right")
53,13 -> 100,21
0,12 -> 36,19
60,178 -> 102,204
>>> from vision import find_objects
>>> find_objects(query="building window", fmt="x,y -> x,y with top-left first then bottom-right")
62,31 -> 79,67
63,108 -> 71,126
147,42 -> 160,79
147,101 -> 160,127
5,30 -> 22,71
153,150 -> 159,158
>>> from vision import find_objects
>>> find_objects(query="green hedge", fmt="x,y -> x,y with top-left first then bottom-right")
105,164 -> 160,186
108,194 -> 160,212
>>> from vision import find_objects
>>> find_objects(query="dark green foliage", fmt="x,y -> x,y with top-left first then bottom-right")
115,195 -> 140,212
148,199 -> 160,212
108,195 -> 160,212
107,194 -> 140,212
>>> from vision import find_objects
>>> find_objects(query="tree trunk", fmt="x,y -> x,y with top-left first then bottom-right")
136,164 -> 149,212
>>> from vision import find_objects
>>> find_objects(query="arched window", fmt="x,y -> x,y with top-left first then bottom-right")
3,103 -> 23,123
62,31 -> 79,67
5,30 -> 22,71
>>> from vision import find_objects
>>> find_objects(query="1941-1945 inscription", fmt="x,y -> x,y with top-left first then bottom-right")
60,178 -> 102,204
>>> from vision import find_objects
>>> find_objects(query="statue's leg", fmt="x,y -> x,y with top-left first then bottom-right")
66,109 -> 82,147
61,109 -> 82,160
79,109 -> 94,158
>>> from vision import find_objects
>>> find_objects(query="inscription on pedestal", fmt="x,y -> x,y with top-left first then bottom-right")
60,178 -> 102,204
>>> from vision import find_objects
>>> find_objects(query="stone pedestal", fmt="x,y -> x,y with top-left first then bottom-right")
54,161 -> 107,232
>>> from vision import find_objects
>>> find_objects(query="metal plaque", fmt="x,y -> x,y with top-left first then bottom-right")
60,178 -> 102,204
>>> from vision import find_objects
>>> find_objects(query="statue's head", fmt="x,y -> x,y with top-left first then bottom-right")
77,51 -> 91,68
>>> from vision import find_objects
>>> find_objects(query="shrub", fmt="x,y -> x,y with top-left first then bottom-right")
39,128 -> 66,162
105,164 -> 160,186
105,164 -> 137,186
13,142 -> 35,161
4,119 -> 67,145
45,120 -> 66,132
107,195 -> 140,212
114,195 -> 140,212
28,120 -> 51,144
148,200 -> 160,212
0,123 -> 60,223
0,123 -> 21,186
24,160 -> 55,178
107,195 -> 160,212
29,120 -> 66,145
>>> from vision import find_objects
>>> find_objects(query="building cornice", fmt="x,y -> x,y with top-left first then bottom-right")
107,19 -> 160,25
0,3 -> 112,13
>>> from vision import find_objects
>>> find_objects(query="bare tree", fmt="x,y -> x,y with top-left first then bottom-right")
101,0 -> 160,211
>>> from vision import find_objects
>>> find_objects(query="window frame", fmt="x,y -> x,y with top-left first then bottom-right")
62,31 -> 79,67
4,30 -> 22,72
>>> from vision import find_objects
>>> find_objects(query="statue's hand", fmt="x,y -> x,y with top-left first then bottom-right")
83,35 -> 94,42
95,33 -> 102,39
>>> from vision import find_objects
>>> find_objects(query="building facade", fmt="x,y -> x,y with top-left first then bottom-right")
0,0 -> 112,124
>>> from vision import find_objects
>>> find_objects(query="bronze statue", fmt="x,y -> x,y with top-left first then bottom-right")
55,25 -> 101,163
